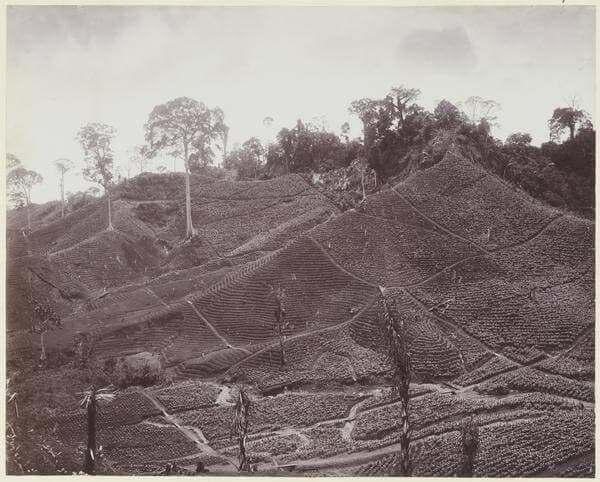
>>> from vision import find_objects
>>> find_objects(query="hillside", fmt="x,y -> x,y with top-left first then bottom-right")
6,152 -> 594,476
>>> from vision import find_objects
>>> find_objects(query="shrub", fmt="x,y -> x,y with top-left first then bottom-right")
113,352 -> 164,388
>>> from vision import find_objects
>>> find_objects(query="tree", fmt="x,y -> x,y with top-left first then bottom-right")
271,284 -> 289,366
230,386 -> 251,472
224,137 -> 264,179
548,106 -> 590,141
7,152 -> 21,170
79,386 -> 116,474
54,158 -> 73,218
349,98 -> 382,152
30,298 -> 61,364
6,155 -> 43,229
433,100 -> 465,130
461,96 -> 501,125
76,123 -> 117,231
387,85 -> 421,127
74,333 -> 93,368
506,132 -> 532,146
378,289 -> 411,476
144,97 -> 228,239
460,417 -> 479,476
340,122 -> 351,143
130,145 -> 153,176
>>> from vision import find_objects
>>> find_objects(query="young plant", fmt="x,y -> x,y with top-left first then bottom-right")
30,299 -> 61,365
79,385 -> 116,474
230,386 -> 251,472
378,290 -> 412,476
74,333 -> 93,368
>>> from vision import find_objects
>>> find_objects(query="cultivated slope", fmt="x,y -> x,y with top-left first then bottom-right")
41,152 -> 594,389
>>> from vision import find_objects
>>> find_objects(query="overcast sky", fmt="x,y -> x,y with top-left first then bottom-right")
7,5 -> 596,203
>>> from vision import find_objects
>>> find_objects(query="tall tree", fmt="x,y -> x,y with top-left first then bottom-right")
79,386 -> 116,475
224,137 -> 264,179
230,386 -> 251,472
461,96 -> 501,125
76,123 -> 117,231
349,98 -> 381,152
144,97 -> 227,239
548,106 -> 590,141
6,155 -> 43,229
378,289 -> 411,476
54,158 -> 73,218
387,85 -> 421,127
130,145 -> 153,176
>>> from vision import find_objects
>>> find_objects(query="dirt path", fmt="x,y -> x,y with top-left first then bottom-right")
341,397 -> 373,441
390,213 -> 565,291
226,293 -> 380,372
275,414 -> 551,472
307,235 -> 380,289
186,300 -> 250,353
389,185 -> 491,254
139,388 -> 237,467
144,288 -> 169,307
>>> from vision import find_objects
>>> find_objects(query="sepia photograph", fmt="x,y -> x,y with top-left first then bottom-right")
4,3 -> 596,476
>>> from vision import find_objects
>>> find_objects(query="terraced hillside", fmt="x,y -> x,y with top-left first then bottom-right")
6,153 -> 594,476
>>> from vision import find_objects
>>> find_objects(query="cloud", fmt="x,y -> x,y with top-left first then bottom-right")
397,26 -> 477,73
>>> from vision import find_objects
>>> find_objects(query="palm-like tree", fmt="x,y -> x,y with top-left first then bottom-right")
460,417 -> 479,476
230,386 -> 251,472
378,289 -> 412,476
79,385 -> 116,474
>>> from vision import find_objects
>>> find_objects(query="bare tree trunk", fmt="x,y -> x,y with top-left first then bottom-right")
60,173 -> 65,218
397,395 -> 411,475
183,140 -> 195,239
279,328 -> 285,367
361,168 -> 366,201
83,390 -> 97,475
238,433 -> 248,472
26,203 -> 31,230
40,331 -> 46,362
106,187 -> 113,231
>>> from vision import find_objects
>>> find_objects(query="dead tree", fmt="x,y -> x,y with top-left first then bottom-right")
79,386 -> 116,474
378,291 -> 412,476
271,285 -> 289,366
230,386 -> 251,472
460,417 -> 479,476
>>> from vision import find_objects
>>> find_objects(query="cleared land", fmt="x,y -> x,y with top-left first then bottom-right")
6,153 -> 594,476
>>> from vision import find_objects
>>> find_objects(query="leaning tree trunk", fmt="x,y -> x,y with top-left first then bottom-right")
83,389 -> 97,475
183,141 -> 195,239
26,202 -> 31,230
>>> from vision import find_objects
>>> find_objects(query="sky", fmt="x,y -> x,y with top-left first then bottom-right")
7,5 -> 596,203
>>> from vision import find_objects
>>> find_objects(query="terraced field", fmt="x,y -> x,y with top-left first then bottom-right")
6,152 -> 594,476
